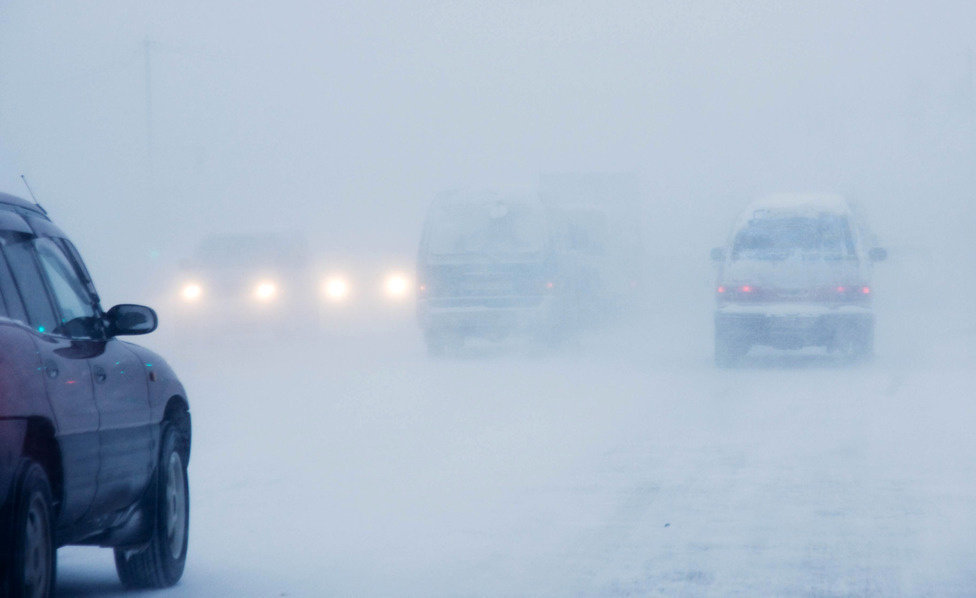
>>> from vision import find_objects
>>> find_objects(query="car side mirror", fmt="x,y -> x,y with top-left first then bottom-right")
107,304 -> 158,336
868,247 -> 887,262
710,247 -> 726,262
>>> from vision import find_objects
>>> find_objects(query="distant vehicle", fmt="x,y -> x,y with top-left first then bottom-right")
0,192 -> 190,596
416,190 -> 572,355
310,253 -> 415,311
417,179 -> 645,355
539,173 -> 645,323
171,234 -> 413,332
172,232 -> 314,328
711,194 -> 887,366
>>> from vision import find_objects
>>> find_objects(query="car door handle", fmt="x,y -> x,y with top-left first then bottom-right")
94,366 -> 107,383
44,359 -> 59,379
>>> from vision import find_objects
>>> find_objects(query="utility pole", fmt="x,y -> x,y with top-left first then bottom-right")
144,37 -> 155,195
968,48 -> 974,108
964,47 -> 974,116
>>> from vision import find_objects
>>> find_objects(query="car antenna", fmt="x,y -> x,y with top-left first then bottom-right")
19,174 -> 48,214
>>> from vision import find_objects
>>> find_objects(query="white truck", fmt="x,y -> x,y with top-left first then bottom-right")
538,173 -> 645,324
416,175 -> 645,355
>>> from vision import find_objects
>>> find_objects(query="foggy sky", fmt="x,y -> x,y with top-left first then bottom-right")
1,1 -> 974,305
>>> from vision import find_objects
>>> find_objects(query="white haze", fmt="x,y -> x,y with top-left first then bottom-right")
1,1 -> 975,596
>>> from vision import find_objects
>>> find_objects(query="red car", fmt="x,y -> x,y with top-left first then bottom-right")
0,191 -> 191,597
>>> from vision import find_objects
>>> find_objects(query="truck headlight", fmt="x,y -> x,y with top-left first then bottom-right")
253,280 -> 278,302
181,282 -> 203,302
324,277 -> 350,302
384,273 -> 410,299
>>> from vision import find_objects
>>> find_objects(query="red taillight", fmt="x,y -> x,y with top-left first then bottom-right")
717,286 -> 726,294
545,281 -> 555,289
828,284 -> 872,301
740,285 -> 753,293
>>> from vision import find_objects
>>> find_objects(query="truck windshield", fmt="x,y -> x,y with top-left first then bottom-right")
425,201 -> 547,256
732,215 -> 854,261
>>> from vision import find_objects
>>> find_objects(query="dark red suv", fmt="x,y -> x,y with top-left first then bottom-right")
0,191 -> 190,597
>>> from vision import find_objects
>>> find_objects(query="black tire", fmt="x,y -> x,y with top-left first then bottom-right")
835,320 -> 874,363
715,331 -> 747,368
114,422 -> 189,589
532,316 -> 565,346
425,329 -> 462,357
859,327 -> 875,359
3,461 -> 56,598
425,332 -> 446,357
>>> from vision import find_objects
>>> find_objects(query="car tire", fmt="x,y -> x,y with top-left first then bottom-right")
425,329 -> 462,357
114,422 -> 189,589
715,331 -> 747,368
532,323 -> 560,349
425,332 -> 446,357
3,461 -> 56,598
835,321 -> 874,363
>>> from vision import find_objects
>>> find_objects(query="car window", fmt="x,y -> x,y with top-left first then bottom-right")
59,238 -> 99,298
1,236 -> 58,334
731,215 -> 855,262
0,250 -> 27,322
33,237 -> 99,336
425,201 -> 548,256
0,246 -> 11,318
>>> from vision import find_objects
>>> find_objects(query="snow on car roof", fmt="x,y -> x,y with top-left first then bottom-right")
746,193 -> 850,215
734,193 -> 851,230
433,188 -> 537,206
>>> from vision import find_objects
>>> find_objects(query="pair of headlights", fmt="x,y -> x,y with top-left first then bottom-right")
179,273 -> 412,304
322,274 -> 410,301
323,273 -> 412,302
179,280 -> 279,303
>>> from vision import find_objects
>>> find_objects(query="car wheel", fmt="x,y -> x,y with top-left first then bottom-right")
4,461 -> 56,598
715,332 -> 747,368
425,329 -> 462,357
425,332 -> 446,357
835,323 -> 874,363
114,422 -> 189,588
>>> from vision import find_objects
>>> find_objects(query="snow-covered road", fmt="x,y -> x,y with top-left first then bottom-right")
55,305 -> 976,596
